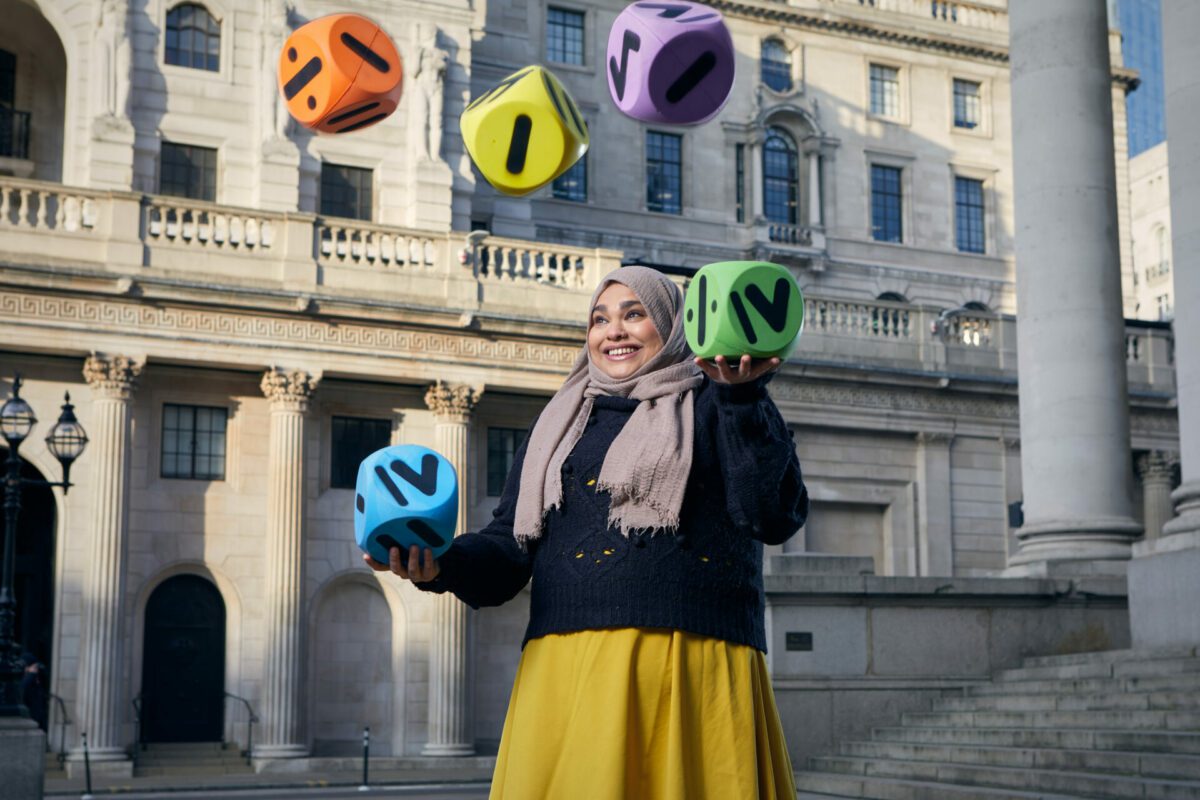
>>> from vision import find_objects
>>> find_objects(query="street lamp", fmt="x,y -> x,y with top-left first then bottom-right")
0,374 -> 88,716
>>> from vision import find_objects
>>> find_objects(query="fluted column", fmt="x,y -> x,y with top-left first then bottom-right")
1137,452 -> 1179,542
255,368 -> 318,758
422,381 -> 481,756
1005,0 -> 1141,574
1160,0 -> 1200,541
73,355 -> 141,767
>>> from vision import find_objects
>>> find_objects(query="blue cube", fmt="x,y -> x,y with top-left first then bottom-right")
354,445 -> 458,564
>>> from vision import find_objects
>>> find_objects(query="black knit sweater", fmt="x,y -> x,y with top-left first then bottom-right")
418,374 -> 809,652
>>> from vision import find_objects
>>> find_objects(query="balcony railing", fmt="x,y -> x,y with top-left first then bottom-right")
832,0 -> 1007,32
0,108 -> 31,160
0,176 -> 1175,394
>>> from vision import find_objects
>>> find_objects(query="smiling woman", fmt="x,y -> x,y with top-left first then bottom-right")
366,265 -> 809,800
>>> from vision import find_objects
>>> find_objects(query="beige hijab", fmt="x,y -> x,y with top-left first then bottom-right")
513,266 -> 704,546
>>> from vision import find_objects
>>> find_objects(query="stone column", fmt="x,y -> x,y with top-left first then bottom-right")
1128,0 -> 1200,649
422,381 -> 481,756
255,368 -> 318,759
1136,451 -> 1179,542
749,136 -> 765,222
71,355 -> 141,776
1005,0 -> 1141,575
806,150 -> 822,228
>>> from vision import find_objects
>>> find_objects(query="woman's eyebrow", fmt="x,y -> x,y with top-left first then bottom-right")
591,300 -> 643,313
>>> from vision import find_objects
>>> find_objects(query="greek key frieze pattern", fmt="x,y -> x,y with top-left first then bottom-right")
0,292 -> 579,368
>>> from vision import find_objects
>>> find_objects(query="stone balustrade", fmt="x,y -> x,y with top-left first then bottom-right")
0,176 -> 1173,392
829,0 -> 1007,33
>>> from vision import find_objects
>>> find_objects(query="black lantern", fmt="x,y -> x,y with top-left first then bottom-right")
1,375 -> 88,717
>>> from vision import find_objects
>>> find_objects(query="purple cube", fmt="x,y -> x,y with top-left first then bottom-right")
606,1 -> 735,125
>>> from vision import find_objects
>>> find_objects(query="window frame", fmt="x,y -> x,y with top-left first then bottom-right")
954,174 -> 986,254
867,61 -> 906,123
163,2 -> 222,73
329,415 -> 393,490
320,161 -> 375,222
545,6 -> 587,67
735,142 -> 745,224
552,152 -> 588,203
948,73 -> 992,138
645,130 -> 683,215
948,163 -> 996,255
487,427 -> 529,497
160,402 -> 229,481
869,163 -> 904,244
158,140 -> 219,201
762,127 -> 799,225
760,39 -> 793,94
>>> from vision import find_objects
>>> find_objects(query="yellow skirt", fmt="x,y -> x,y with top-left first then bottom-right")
489,627 -> 796,800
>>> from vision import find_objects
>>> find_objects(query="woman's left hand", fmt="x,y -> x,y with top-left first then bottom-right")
694,354 -> 781,385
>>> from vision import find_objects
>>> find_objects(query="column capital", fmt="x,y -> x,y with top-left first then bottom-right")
1137,450 -> 1180,483
424,381 -> 482,423
82,354 -> 143,399
260,368 -> 319,412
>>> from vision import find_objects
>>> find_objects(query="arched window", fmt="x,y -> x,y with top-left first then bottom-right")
761,40 -> 792,93
762,128 -> 798,224
963,301 -> 990,312
166,4 -> 220,72
876,292 -> 908,303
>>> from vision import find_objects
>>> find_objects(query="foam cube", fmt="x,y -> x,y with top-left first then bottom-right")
354,445 -> 458,564
278,13 -> 403,134
460,65 -> 589,196
606,1 -> 735,125
684,261 -> 805,361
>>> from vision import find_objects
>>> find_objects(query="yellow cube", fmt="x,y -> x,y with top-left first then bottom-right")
460,66 -> 589,196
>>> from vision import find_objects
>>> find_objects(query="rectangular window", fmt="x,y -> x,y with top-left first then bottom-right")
159,142 -> 217,201
953,78 -> 981,129
331,416 -> 392,489
735,143 -> 745,223
161,404 -> 227,480
488,427 -> 528,496
320,163 -> 373,221
646,131 -> 682,215
546,7 -> 585,65
870,164 -> 902,243
869,63 -> 900,118
553,153 -> 587,201
955,176 -> 985,253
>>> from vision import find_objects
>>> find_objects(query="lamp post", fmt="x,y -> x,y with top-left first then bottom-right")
1,374 -> 88,716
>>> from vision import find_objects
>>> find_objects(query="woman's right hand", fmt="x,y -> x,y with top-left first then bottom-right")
363,544 -> 440,583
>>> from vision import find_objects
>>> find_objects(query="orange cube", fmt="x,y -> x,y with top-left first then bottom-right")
278,13 -> 403,134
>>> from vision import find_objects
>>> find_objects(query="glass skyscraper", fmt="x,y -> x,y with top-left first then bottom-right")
1117,0 -> 1166,156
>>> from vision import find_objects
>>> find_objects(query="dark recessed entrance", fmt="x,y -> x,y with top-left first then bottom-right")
141,574 -> 225,742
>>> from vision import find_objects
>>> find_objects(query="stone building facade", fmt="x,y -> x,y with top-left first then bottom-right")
1130,140 -> 1174,321
0,0 -> 1189,778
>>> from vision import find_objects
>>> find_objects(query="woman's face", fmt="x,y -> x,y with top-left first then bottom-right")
587,282 -> 665,380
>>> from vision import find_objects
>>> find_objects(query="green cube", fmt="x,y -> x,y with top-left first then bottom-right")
684,261 -> 805,361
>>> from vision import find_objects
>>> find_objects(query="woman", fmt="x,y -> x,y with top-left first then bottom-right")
366,266 -> 808,799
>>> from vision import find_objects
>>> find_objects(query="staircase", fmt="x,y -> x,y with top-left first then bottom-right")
133,742 -> 253,777
795,646 -> 1200,799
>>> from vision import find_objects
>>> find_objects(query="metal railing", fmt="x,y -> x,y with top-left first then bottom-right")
224,692 -> 258,765
0,108 -> 31,160
46,692 -> 70,766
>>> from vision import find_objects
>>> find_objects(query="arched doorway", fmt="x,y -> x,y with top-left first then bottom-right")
1,450 -> 56,728
141,575 -> 226,742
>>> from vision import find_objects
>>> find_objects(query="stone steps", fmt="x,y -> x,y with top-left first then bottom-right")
794,649 -> 1200,799
902,710 -> 1200,730
840,741 -> 1200,781
871,726 -> 1200,755
132,742 -> 252,777
935,690 -> 1200,713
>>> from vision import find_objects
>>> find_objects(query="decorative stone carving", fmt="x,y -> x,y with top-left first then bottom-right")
82,354 -> 142,398
424,381 -> 481,422
260,368 -> 319,411
411,24 -> 449,162
262,0 -> 295,142
94,0 -> 133,122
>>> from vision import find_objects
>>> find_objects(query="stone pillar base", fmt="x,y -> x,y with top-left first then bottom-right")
422,742 -> 476,757
65,748 -> 133,779
1162,480 -> 1200,538
252,743 -> 309,760
1002,558 -> 1130,578
1129,531 -> 1200,649
0,717 -> 45,799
